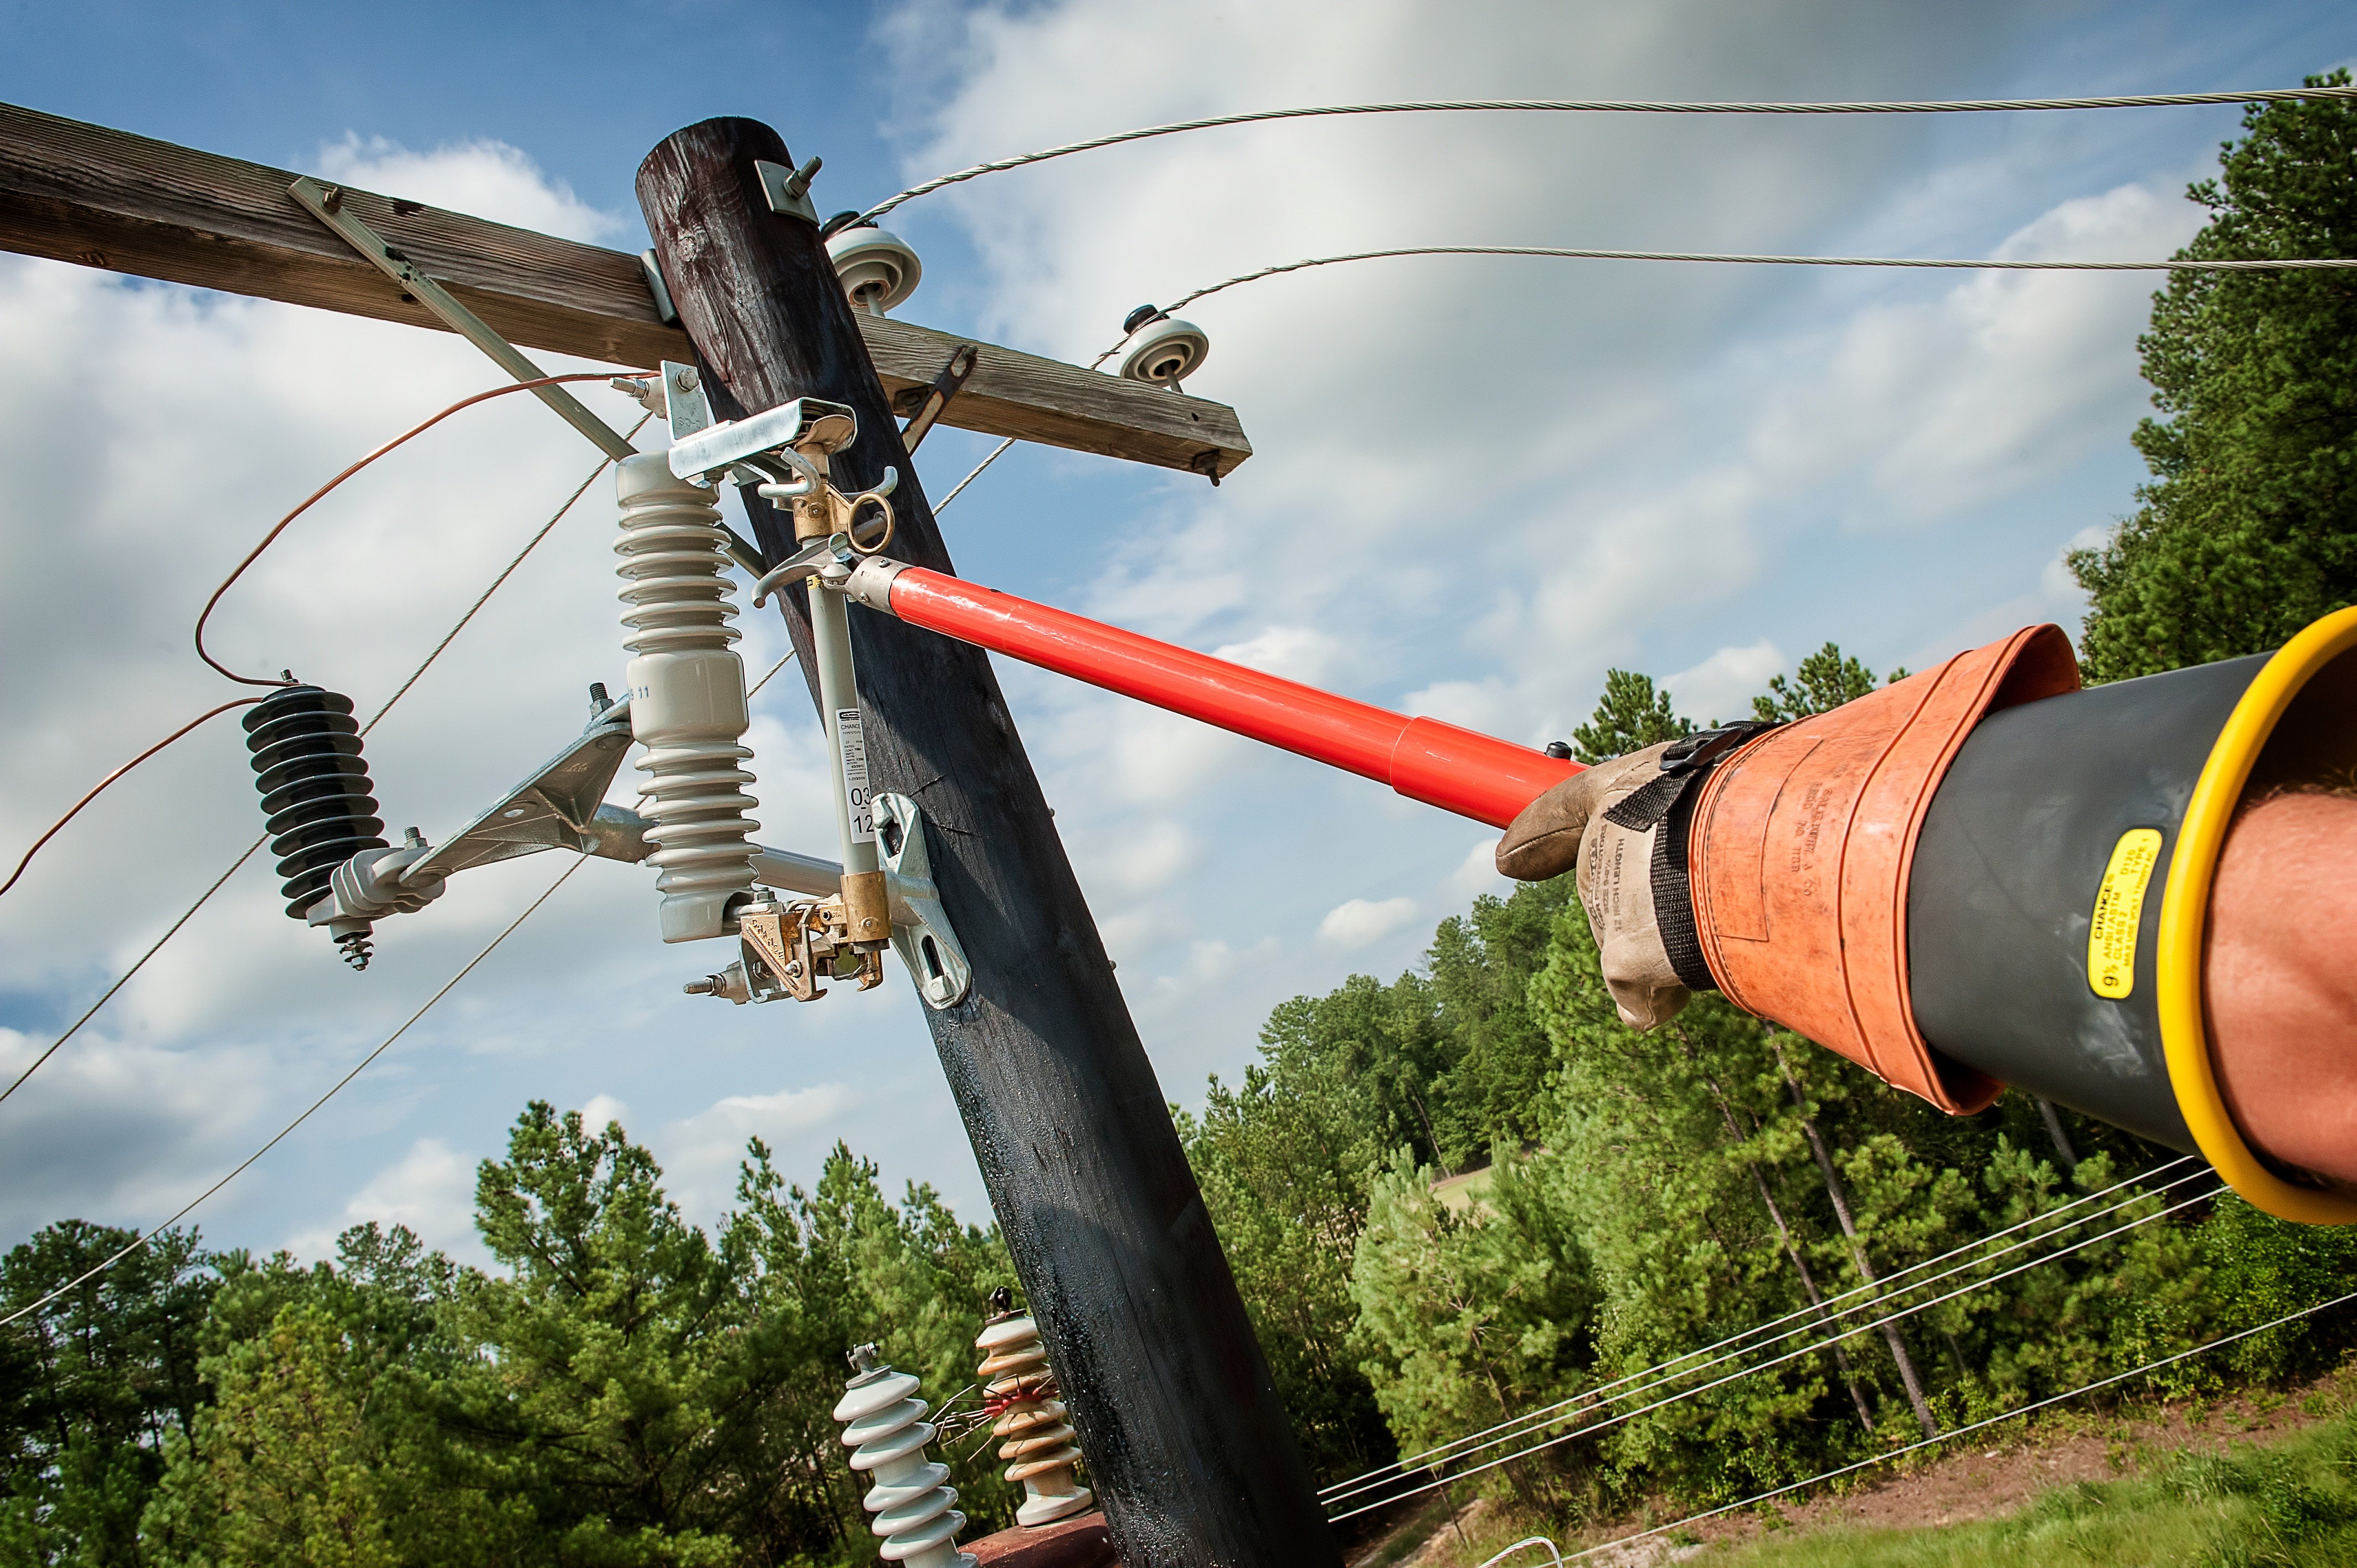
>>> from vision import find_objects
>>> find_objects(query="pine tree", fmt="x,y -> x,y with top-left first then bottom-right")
2072,71 -> 2357,681
1569,670 -> 1694,763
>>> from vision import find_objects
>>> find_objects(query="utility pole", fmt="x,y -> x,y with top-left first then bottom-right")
637,118 -> 1339,1567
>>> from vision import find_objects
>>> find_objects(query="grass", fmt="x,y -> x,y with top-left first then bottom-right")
1701,1413 -> 2357,1566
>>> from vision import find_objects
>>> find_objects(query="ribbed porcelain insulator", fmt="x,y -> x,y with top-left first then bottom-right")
614,455 -> 757,942
976,1312 -> 1092,1528
833,1359 -> 976,1568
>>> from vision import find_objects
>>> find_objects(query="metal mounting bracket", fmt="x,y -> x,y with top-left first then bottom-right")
754,156 -> 824,225
289,176 -> 637,463
406,697 -> 638,881
876,792 -> 971,1009
896,342 -> 978,453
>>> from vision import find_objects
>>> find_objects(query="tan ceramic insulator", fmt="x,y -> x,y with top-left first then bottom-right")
975,1312 -> 1091,1528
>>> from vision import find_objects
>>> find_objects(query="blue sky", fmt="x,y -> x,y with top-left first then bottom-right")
2,1 -> 2352,1267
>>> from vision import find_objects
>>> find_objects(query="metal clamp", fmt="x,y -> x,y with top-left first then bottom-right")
732,893 -> 882,1003
683,795 -> 971,1010
877,792 -> 972,1009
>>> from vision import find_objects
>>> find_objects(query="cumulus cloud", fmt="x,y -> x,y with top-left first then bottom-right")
286,1138 -> 481,1265
315,133 -> 621,244
658,1084 -> 859,1219
1445,837 -> 1508,902
1318,896 -> 1418,950
1666,639 -> 1785,728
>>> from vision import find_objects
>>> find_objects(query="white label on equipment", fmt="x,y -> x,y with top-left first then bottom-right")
836,708 -> 876,843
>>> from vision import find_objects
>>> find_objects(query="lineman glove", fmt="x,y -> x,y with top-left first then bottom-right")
1495,742 -> 1690,1030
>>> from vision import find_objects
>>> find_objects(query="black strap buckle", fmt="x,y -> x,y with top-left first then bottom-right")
1597,720 -> 1782,993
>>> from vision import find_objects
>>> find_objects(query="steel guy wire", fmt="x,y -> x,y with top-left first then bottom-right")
1560,1285 -> 2357,1564
1155,249 -> 2357,328
1478,1540 -> 1564,1568
1318,1153 -> 2204,1503
0,698 -> 265,901
0,431 -> 641,1110
860,86 -> 2357,221
0,854 -> 586,1329
194,370 -> 649,687
1324,1182 -> 2226,1521
747,648 -> 799,700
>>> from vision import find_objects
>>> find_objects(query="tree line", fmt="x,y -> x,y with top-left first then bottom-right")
4,71 -> 2353,1568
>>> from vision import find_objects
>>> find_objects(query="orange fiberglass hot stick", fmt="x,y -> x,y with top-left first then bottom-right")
840,559 -> 1581,827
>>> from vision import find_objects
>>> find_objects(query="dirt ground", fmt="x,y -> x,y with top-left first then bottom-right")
1688,1375 -> 2344,1549
1356,1370 -> 2353,1567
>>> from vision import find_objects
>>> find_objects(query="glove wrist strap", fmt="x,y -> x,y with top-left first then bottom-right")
1602,721 -> 1782,992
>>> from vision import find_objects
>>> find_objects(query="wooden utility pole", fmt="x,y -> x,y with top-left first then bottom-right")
637,118 -> 1339,1567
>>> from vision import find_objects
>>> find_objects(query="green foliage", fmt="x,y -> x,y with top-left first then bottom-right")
2072,73 -> 2357,682
1704,1409 -> 2357,1566
1176,875 -> 1578,1486
11,1110 -> 1018,1566
1347,1149 -> 1595,1499
1570,670 -> 1694,763
0,1220 -> 213,1566
1751,643 -> 1901,723
163,1305 -> 400,1568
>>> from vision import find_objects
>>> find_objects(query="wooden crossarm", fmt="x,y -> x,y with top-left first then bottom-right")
0,101 -> 1252,479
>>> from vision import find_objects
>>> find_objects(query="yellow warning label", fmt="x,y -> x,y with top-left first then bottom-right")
2087,827 -> 2164,1000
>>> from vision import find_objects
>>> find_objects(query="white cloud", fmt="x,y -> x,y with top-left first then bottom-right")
579,1094 -> 631,1134
1666,639 -> 1785,729
286,1138 -> 480,1264
1445,837 -> 1507,901
1094,818 -> 1197,896
1318,896 -> 1418,950
314,133 -> 621,244
659,1084 -> 858,1218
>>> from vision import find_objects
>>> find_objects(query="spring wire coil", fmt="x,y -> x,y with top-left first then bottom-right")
976,1292 -> 1093,1527
241,685 -> 386,968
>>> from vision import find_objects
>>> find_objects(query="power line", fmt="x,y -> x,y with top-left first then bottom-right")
1561,1286 -> 2357,1564
747,648 -> 798,700
195,372 -> 647,687
0,427 -> 641,1110
0,698 -> 264,901
861,86 -> 2357,221
1156,247 -> 2356,323
1325,1182 -> 2224,1521
0,854 -> 585,1329
1319,1153 -> 2202,1503
932,227 -> 2351,512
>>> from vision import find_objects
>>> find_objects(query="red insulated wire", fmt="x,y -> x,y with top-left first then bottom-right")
0,697 -> 265,900
5,373 -> 647,898
193,370 -> 650,687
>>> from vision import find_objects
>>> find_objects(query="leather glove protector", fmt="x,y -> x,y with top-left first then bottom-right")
1495,742 -> 1690,1029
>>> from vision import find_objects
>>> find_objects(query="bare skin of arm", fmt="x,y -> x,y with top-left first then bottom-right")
2205,789 -> 2357,1190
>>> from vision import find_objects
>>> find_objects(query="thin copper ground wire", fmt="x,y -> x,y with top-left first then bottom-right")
193,370 -> 648,685
0,698 -> 264,900
6,374 -> 646,905
1,395 -> 647,1099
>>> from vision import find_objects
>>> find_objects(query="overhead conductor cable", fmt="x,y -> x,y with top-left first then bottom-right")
0,410 -> 647,1106
862,85 -> 2357,220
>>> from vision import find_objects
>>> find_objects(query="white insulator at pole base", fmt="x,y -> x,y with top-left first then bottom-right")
614,453 -> 758,942
835,1345 -> 976,1568
976,1307 -> 1093,1527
